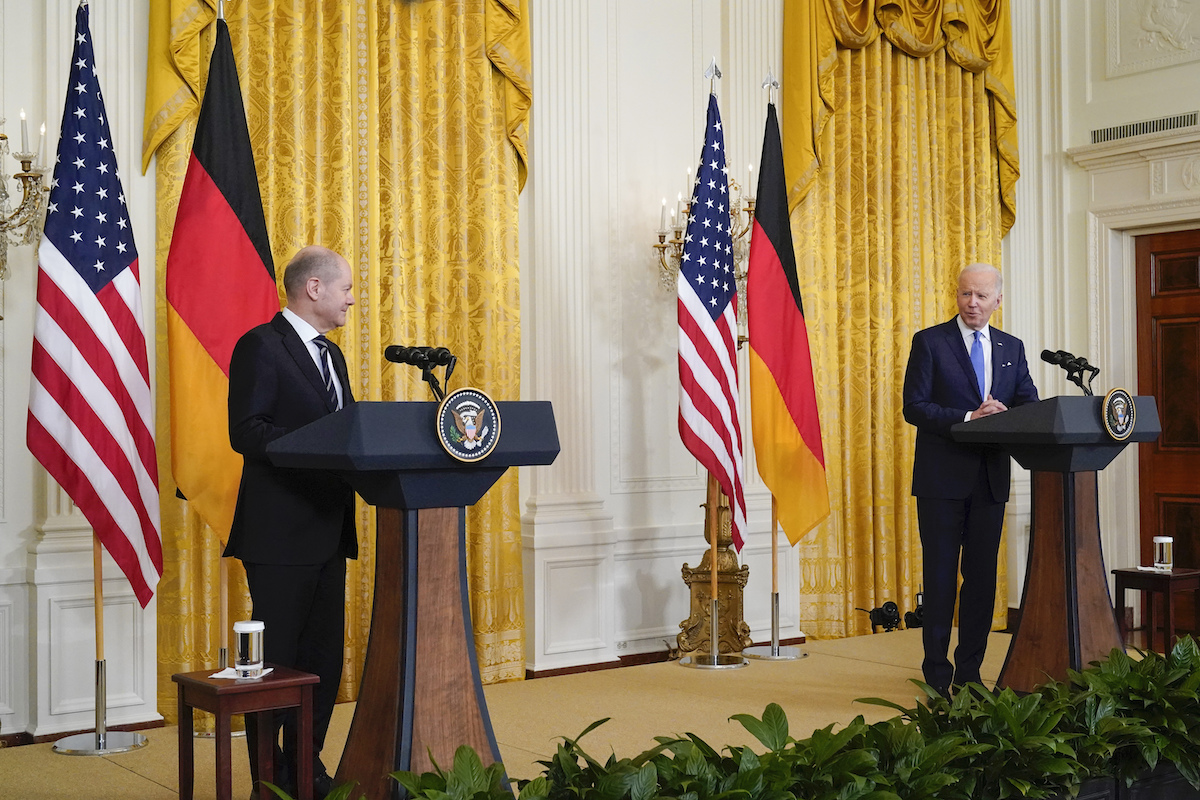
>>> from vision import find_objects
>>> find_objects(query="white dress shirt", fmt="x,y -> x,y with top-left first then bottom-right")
282,306 -> 344,408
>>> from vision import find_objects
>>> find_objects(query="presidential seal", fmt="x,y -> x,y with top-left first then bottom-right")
1103,387 -> 1136,441
437,387 -> 501,462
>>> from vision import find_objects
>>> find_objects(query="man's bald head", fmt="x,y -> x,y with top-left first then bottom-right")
283,246 -> 346,303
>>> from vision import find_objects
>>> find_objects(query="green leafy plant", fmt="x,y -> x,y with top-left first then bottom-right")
1068,637 -> 1200,787
264,638 -> 1200,800
863,715 -> 985,800
392,746 -> 513,800
261,779 -> 364,800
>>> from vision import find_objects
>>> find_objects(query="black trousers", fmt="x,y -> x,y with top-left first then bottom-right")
916,463 -> 1006,693
242,556 -> 346,787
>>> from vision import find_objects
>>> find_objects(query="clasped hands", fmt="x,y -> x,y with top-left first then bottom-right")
970,396 -> 1007,420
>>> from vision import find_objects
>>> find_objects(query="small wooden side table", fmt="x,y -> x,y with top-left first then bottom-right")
1112,567 -> 1200,652
173,664 -> 319,800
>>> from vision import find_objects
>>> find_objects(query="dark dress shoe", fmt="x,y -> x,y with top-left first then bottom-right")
252,783 -> 296,800
313,771 -> 335,800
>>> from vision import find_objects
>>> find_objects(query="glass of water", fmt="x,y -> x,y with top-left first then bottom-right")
1153,536 -> 1174,572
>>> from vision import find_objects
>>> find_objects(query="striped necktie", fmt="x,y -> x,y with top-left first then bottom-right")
312,335 -> 339,409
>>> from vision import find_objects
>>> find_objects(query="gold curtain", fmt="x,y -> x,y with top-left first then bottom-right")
146,0 -> 530,722
783,0 -> 1013,637
784,0 -> 1016,232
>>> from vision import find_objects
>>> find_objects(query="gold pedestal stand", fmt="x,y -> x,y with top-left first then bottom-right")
677,477 -> 751,660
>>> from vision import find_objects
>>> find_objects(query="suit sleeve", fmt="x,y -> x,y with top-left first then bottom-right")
228,333 -> 289,457
902,330 -> 972,435
1009,340 -> 1040,408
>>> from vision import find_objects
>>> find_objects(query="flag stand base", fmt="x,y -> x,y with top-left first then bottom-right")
680,599 -> 748,669
54,661 -> 149,755
677,488 -> 751,656
743,592 -> 806,661
54,730 -> 147,756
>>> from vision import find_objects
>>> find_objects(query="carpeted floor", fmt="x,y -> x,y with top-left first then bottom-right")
0,629 -> 1009,798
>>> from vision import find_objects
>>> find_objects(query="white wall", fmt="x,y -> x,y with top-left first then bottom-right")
520,1 -> 799,671
1002,0 -> 1200,603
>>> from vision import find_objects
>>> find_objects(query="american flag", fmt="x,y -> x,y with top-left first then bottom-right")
27,2 -> 162,607
677,93 -> 747,551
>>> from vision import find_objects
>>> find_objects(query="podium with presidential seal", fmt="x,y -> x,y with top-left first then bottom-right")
267,396 -> 558,800
951,392 -> 1159,694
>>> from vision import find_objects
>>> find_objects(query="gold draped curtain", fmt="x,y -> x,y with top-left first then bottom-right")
782,0 -> 1016,637
145,0 -> 531,722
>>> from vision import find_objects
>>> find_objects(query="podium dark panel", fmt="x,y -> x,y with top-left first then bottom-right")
267,401 -> 559,508
263,400 -> 558,799
950,396 -> 1160,693
951,396 -> 1160,473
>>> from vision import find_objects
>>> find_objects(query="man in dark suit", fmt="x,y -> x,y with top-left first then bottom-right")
225,245 -> 357,799
902,263 -> 1039,697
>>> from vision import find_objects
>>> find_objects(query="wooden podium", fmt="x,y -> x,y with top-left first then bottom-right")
267,401 -> 559,800
951,395 -> 1159,693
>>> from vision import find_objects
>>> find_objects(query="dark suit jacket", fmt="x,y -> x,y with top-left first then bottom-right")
224,312 -> 358,565
902,317 -> 1039,502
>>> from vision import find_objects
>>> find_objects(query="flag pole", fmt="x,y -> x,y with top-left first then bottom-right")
219,557 -> 230,668
52,536 -> 148,755
708,474 -> 719,648
677,59 -> 744,670
744,496 -> 806,660
743,69 -> 807,662
704,57 -> 721,96
679,473 -> 747,669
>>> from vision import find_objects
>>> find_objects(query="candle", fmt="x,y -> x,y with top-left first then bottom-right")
676,191 -> 684,222
37,123 -> 45,166
20,109 -> 29,152
670,208 -> 676,229
660,198 -> 667,231
747,163 -> 754,199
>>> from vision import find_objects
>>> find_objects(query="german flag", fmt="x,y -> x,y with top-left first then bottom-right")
747,102 -> 829,545
166,18 -> 277,540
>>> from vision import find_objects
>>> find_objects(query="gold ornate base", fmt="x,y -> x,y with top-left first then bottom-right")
677,486 -> 751,656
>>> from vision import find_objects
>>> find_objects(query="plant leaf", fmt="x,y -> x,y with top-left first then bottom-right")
730,703 -> 789,751
630,762 -> 658,800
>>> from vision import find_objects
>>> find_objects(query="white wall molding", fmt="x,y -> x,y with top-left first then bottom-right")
520,0 -> 619,671
0,579 -> 28,734
1003,0 -> 1065,600
31,581 -> 158,736
1066,129 -> 1200,589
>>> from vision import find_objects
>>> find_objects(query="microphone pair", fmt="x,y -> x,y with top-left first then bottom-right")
384,345 -> 455,368
1040,349 -> 1093,374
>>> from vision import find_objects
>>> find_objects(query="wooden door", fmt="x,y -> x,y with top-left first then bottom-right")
1136,229 -> 1200,637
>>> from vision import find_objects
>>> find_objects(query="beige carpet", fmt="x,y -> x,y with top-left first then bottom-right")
0,629 -> 1009,798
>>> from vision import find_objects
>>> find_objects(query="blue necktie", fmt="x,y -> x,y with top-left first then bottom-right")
970,330 -> 986,398
312,335 -> 339,409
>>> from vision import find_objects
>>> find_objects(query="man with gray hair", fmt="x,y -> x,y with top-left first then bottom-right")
902,263 -> 1039,698
225,244 -> 357,799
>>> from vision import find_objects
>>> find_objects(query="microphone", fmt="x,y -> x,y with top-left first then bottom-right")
1041,347 -> 1101,396
1040,349 -> 1074,367
424,347 -> 454,366
383,345 -> 455,367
